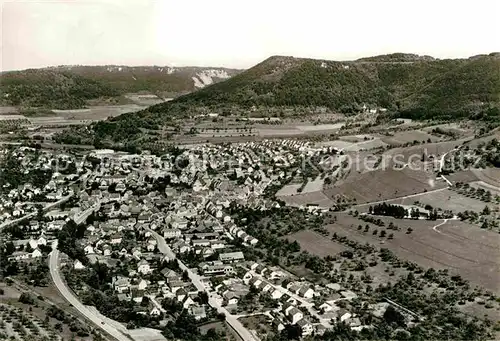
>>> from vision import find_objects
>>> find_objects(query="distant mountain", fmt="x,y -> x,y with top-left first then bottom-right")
58,52 -> 500,146
161,52 -> 499,119
0,65 -> 243,109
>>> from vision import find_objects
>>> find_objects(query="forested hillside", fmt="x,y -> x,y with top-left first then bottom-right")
169,53 -> 500,117
0,65 -> 242,109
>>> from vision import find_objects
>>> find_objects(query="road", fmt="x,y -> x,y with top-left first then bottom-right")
148,229 -> 260,341
438,149 -> 456,186
0,170 -> 91,231
49,249 -> 131,341
352,187 -> 448,208
432,219 -> 449,234
0,192 -> 74,231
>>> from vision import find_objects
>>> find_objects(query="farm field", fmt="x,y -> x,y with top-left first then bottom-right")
469,181 -> 500,197
315,140 -> 355,150
326,214 -> 500,293
447,168 -> 500,192
339,134 -> 377,142
295,123 -> 344,131
285,230 -> 347,257
343,138 -> 388,151
324,168 -> 446,204
0,282 -> 94,341
472,168 -> 500,187
382,140 -> 462,166
278,191 -> 334,208
380,130 -> 440,145
422,123 -> 474,137
384,188 -> 488,213
446,170 -> 480,184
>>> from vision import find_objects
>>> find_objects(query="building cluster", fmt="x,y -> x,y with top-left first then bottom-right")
2,141 -> 390,338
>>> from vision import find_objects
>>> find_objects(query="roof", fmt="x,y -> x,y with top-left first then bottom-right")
296,318 -> 310,327
219,251 -> 244,261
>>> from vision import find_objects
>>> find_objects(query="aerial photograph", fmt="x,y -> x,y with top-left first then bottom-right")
0,0 -> 499,340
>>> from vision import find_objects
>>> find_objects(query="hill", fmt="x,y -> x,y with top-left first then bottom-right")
58,52 -> 500,145
165,53 -> 499,117
0,65 -> 242,109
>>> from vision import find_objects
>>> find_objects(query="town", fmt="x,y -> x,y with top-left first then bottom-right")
1,134 -> 498,341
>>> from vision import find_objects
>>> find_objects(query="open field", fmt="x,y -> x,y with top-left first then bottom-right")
285,230 -> 348,257
469,181 -> 500,197
0,106 -> 19,114
256,123 -> 344,137
382,140 -> 463,165
324,168 -> 446,204
339,134 -> 377,142
472,168 -> 500,187
315,140 -> 355,150
380,130 -> 440,145
342,138 -> 388,151
326,214 -> 500,293
448,168 -> 500,189
123,93 -> 172,106
446,170 -> 481,184
384,188 -> 488,213
422,123 -> 475,137
278,191 -> 334,208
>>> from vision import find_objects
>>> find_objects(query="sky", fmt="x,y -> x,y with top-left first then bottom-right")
1,0 -> 499,71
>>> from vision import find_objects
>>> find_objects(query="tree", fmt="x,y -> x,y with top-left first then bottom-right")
18,293 -> 35,305
4,241 -> 15,255
383,305 -> 405,327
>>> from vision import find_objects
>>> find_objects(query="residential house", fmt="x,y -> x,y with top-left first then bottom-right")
299,286 -> 315,299
223,291 -> 240,306
31,248 -> 43,258
163,228 -> 181,239
110,233 -> 122,245
113,276 -> 131,293
189,306 -> 207,320
74,260 -> 86,270
150,307 -> 162,316
176,288 -> 188,302
138,279 -> 149,291
297,319 -> 314,336
287,307 -> 304,325
137,259 -> 151,274
200,262 -> 234,276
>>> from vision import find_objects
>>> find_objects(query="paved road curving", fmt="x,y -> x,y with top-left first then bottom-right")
148,229 -> 259,341
49,250 -> 131,341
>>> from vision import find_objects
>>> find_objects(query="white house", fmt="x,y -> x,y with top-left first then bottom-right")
74,260 -> 86,270
299,287 -> 315,299
297,319 -> 314,336
150,307 -> 161,316
288,307 -> 304,324
137,259 -> 151,274
163,228 -> 181,239
138,279 -> 148,291
31,248 -> 43,258
110,234 -> 122,245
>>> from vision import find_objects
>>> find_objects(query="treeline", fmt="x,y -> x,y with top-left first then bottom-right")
55,220 -> 87,264
0,69 -> 119,109
369,203 -> 407,219
0,149 -> 53,194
